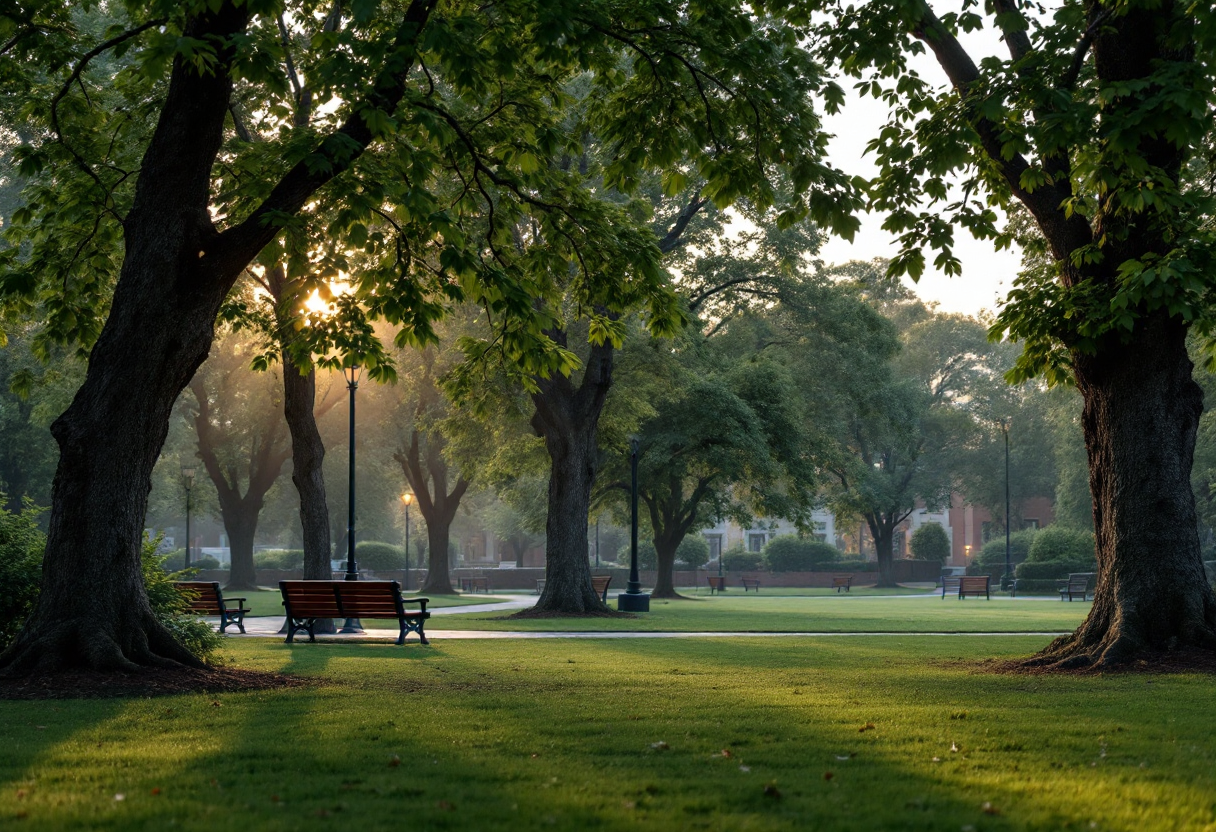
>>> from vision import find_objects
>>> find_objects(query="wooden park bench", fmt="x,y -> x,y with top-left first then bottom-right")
460,576 -> 490,594
174,581 -> 249,634
958,575 -> 991,600
591,575 -> 613,602
832,575 -> 853,593
1058,573 -> 1094,602
706,575 -> 727,595
941,574 -> 962,598
279,581 -> 429,645
741,576 -> 761,593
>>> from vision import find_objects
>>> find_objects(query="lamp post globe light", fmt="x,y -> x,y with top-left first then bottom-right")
181,464 -> 196,570
340,363 -> 364,634
617,437 -> 650,612
401,492 -> 414,592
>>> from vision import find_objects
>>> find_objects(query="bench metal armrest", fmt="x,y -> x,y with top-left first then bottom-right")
401,596 -> 430,613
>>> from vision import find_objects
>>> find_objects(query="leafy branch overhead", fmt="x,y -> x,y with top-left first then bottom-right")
0,0 -> 862,384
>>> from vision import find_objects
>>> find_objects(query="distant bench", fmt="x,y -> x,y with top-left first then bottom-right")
832,575 -> 853,593
460,576 -> 490,594
741,577 -> 761,593
279,581 -> 429,645
941,575 -> 962,598
958,575 -> 991,600
174,581 -> 248,634
592,575 -> 612,602
706,575 -> 726,595
1058,573 -> 1094,602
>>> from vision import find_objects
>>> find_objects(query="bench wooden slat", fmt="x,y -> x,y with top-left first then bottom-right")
174,581 -> 248,634
958,575 -> 990,600
591,575 -> 612,602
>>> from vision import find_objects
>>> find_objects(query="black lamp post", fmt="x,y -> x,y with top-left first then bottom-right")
182,464 -> 196,570
401,492 -> 413,592
617,437 -> 650,612
340,364 -> 364,633
1000,417 -> 1012,591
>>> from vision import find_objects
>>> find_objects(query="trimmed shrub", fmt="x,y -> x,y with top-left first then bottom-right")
976,529 -> 1037,568
832,559 -> 876,572
1011,578 -> 1064,594
1015,560 -> 1075,580
763,536 -> 842,571
722,545 -> 764,572
142,539 -> 224,662
355,541 -> 406,571
675,535 -> 711,568
909,523 -> 950,563
193,554 -> 221,570
254,549 -> 304,570
1027,526 -> 1095,569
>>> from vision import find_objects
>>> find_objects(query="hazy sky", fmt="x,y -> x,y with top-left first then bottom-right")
816,20 -> 1025,318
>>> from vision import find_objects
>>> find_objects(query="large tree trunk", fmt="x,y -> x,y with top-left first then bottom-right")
530,339 -> 614,613
0,3 -> 251,675
869,519 -> 897,588
424,521 -> 455,594
651,538 -> 681,598
223,503 -> 260,590
1031,316 -> 1216,668
282,363 -> 333,580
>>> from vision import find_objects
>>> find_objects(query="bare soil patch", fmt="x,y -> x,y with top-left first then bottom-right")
506,608 -> 635,620
956,648 -> 1216,676
0,666 -> 310,700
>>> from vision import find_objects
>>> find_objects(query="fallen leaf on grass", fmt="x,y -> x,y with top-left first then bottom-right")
823,772 -> 834,781
15,790 -> 27,800
950,742 -> 959,753
150,788 -> 161,796
530,753 -> 540,759
931,757 -> 941,763
711,749 -> 733,759
388,755 -> 401,768
763,784 -> 782,798
436,800 -> 455,810
834,754 -> 852,761
982,802 -> 999,815
113,794 -> 125,802
859,722 -> 876,733
650,741 -> 670,751
739,765 -> 751,773
210,701 -> 221,708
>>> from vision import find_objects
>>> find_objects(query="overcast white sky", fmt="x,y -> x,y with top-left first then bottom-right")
815,16 -> 1024,318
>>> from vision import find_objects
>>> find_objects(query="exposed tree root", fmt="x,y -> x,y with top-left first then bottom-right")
507,607 -> 632,620
0,666 -> 309,699
0,614 -> 206,678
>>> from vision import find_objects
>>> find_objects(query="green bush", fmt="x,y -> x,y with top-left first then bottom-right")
193,554 -> 221,570
976,529 -> 1037,567
675,535 -> 711,568
763,536 -> 841,571
1,516 -> 221,662
1027,526 -> 1095,569
909,523 -> 951,563
1011,578 -> 1065,594
141,539 -> 223,663
355,541 -> 406,571
616,540 -> 658,569
722,545 -> 764,572
254,549 -> 304,570
0,499 -> 45,650
1015,560 -> 1076,580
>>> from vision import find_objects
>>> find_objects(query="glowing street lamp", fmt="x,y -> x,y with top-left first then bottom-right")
401,492 -> 414,592
339,363 -> 364,634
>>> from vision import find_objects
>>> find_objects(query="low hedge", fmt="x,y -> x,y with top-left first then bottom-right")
722,547 -> 765,572
763,536 -> 842,572
253,549 -> 304,570
1012,578 -> 1064,594
1016,559 -> 1092,580
355,541 -> 406,570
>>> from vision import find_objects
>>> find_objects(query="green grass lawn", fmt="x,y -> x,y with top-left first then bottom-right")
420,594 -> 1092,633
237,589 -> 512,617
3,637 -> 1215,831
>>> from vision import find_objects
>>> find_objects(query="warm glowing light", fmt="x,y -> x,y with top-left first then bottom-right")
401,493 -> 414,506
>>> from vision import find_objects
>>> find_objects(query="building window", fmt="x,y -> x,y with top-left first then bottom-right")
1024,518 -> 1040,530
748,534 -> 766,553
706,535 -> 723,559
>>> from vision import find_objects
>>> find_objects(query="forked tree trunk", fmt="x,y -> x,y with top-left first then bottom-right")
282,362 -> 333,581
223,504 -> 261,589
1032,315 -> 1216,668
530,339 -> 614,613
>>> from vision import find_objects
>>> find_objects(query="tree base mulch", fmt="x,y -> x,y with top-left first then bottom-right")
968,648 -> 1216,676
506,608 -> 636,620
0,666 -> 311,700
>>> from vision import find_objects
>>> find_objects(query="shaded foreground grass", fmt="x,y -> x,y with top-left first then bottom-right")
423,594 -> 1092,633
3,637 -> 1215,831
